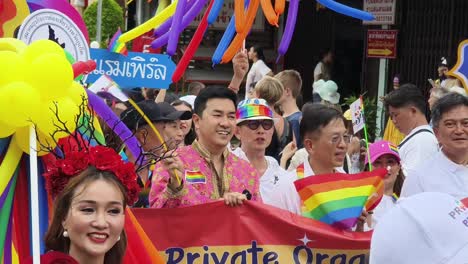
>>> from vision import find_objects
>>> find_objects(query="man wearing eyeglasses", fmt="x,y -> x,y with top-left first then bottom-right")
232,99 -> 293,207
275,103 -> 353,213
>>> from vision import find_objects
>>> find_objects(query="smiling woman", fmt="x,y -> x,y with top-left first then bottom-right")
32,143 -> 142,264
44,167 -> 129,264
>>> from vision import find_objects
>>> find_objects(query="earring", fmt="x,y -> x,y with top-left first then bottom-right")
117,236 -> 121,241
63,230 -> 69,238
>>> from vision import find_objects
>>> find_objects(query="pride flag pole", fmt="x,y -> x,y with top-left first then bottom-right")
29,126 -> 40,264
360,96 -> 373,172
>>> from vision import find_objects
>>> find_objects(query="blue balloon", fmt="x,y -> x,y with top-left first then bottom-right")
317,0 -> 374,21
207,0 -> 225,25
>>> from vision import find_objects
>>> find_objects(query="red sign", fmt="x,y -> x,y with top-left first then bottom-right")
367,30 -> 398,59
133,201 -> 372,263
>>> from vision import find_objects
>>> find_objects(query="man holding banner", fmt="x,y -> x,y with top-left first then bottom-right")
149,87 -> 261,208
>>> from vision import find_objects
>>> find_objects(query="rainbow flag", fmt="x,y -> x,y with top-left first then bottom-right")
108,28 -> 128,55
185,170 -> 206,183
294,169 -> 386,230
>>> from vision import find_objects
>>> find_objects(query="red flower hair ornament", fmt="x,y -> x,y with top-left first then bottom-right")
43,145 -> 140,205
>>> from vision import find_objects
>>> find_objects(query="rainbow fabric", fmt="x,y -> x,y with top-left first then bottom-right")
0,0 -> 29,37
389,144 -> 399,154
108,28 -> 128,55
236,102 -> 273,121
185,171 -> 206,183
296,163 -> 304,179
294,169 -> 386,230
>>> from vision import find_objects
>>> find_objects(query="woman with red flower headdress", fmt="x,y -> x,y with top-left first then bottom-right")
25,145 -> 141,264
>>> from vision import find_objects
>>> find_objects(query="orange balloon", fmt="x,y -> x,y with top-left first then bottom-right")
260,0 -> 278,26
275,0 -> 285,16
221,0 -> 260,63
235,0 -> 245,33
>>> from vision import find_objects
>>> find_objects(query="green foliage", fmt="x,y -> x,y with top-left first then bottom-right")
343,95 -> 380,142
83,0 -> 124,48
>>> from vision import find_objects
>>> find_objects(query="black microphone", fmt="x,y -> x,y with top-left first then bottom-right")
242,189 -> 252,200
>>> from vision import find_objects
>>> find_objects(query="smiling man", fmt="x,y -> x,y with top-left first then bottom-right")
149,87 -> 261,208
383,84 -> 439,176
232,99 -> 292,207
274,103 -> 350,214
401,93 -> 468,199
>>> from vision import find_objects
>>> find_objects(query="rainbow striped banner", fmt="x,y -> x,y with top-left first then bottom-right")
185,170 -> 206,184
294,169 -> 386,230
108,28 -> 128,55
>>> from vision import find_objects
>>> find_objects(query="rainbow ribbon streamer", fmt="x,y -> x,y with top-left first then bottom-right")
108,28 -> 128,55
294,169 -> 386,230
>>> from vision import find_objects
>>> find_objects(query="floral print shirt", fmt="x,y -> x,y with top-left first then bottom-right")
149,140 -> 261,208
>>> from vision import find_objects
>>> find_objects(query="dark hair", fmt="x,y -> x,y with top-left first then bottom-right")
194,87 -> 237,117
251,45 -> 266,61
171,99 -> 192,110
171,100 -> 196,145
188,82 -> 206,96
164,92 -> 179,104
300,103 -> 345,139
45,167 -> 127,264
383,83 -> 427,114
431,92 -> 468,128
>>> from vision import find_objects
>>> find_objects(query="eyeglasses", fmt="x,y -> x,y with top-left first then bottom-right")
330,134 -> 351,145
241,120 -> 274,130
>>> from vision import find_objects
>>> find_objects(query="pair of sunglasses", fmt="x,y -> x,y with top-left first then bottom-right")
241,119 -> 274,130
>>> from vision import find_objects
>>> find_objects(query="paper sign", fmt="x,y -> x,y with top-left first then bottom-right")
350,98 -> 365,133
88,75 -> 129,102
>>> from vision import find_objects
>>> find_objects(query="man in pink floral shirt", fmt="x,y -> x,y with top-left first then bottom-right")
149,86 -> 261,208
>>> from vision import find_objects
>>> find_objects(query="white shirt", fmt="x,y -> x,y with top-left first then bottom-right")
274,160 -> 345,214
398,125 -> 438,176
364,195 -> 397,231
313,61 -> 323,82
401,150 -> 468,200
245,60 -> 272,99
231,148 -> 291,208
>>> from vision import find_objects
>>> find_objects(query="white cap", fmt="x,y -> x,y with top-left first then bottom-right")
317,80 -> 340,104
179,95 -> 196,108
370,192 -> 468,264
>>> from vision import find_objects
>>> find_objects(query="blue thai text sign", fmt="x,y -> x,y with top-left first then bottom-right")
86,49 -> 175,89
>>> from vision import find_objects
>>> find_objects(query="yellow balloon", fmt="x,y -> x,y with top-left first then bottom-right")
118,1 -> 177,43
35,98 -> 79,140
0,38 -> 27,53
68,81 -> 88,106
0,120 -> 15,138
0,81 -> 41,127
21,39 -> 65,63
0,51 -> 25,87
25,53 -> 74,100
13,126 -> 57,156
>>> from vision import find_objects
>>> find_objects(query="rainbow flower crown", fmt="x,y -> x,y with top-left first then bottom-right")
236,99 -> 273,123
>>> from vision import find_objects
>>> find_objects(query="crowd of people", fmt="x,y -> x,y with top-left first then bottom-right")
37,47 -> 468,263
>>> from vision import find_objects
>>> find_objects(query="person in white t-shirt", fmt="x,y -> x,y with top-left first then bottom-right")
232,98 -> 292,207
383,83 -> 439,176
370,192 -> 468,264
363,140 -> 405,230
401,93 -> 468,200
245,45 -> 273,99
